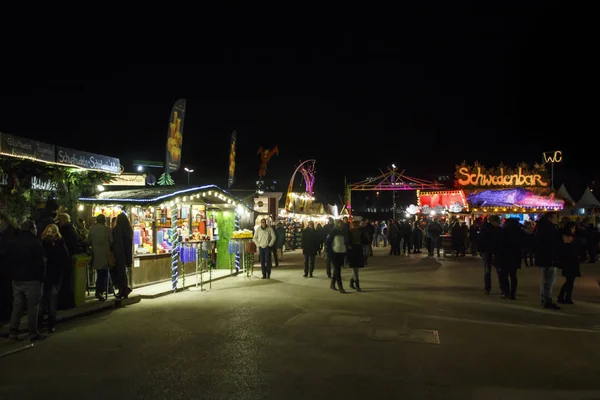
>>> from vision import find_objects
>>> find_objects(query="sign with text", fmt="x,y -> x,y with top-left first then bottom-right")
56,147 -> 121,174
165,99 -> 186,174
104,174 -> 146,186
456,164 -> 549,188
30,176 -> 57,191
0,133 -> 55,163
228,130 -> 237,188
543,150 -> 562,163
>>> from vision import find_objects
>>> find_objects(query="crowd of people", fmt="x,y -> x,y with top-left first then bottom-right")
0,198 -> 133,341
252,212 -> 598,307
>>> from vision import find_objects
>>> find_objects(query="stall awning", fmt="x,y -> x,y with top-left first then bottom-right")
467,188 -> 564,212
79,184 -> 252,211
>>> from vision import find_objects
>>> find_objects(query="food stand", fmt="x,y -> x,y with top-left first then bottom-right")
417,189 -> 470,256
79,184 -> 254,289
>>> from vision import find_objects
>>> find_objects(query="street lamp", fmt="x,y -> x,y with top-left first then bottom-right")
184,167 -> 194,185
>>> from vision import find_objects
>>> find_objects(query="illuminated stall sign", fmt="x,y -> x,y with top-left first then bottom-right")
0,133 -> 55,163
418,190 -> 468,212
456,165 -> 548,188
57,146 -> 121,174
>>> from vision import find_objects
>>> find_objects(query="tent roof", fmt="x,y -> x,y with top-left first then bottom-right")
79,184 -> 251,210
556,184 -> 575,204
575,187 -> 600,208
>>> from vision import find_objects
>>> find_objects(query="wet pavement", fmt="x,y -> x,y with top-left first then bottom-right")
1,247 -> 600,399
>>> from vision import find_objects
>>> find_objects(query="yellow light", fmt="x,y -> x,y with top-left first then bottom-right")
202,193 -> 206,196
183,196 -> 187,201
78,204 -> 84,211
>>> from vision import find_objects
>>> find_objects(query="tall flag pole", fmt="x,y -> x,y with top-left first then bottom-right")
228,130 -> 237,188
159,98 -> 186,186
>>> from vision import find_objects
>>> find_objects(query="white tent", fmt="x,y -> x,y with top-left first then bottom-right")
556,183 -> 575,204
575,187 -> 600,208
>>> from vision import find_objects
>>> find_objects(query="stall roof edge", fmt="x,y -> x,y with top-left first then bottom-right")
78,184 -> 252,209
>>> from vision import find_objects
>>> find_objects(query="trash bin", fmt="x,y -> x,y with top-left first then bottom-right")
73,254 -> 91,306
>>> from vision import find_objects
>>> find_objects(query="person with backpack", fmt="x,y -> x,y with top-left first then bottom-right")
326,219 -> 349,293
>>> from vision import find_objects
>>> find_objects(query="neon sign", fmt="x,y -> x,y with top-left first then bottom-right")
543,151 -> 562,163
457,167 -> 548,188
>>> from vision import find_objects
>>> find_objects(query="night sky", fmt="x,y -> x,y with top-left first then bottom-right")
0,2 -> 595,205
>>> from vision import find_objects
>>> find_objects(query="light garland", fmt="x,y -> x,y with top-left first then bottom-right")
0,151 -> 121,175
79,184 -> 252,212
472,205 -> 563,213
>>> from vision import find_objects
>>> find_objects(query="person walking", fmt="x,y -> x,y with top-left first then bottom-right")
253,219 -> 276,279
113,213 -> 133,299
479,216 -> 501,295
273,222 -> 286,267
0,213 -> 17,321
495,218 -> 525,300
326,219 -> 349,293
39,224 -> 70,333
322,217 -> 335,278
7,220 -> 46,341
556,222 -> 581,305
301,221 -> 319,277
534,212 -> 561,309
348,221 -> 366,291
87,214 -> 114,301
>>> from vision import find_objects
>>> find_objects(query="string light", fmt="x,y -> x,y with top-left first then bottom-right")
79,184 -> 251,212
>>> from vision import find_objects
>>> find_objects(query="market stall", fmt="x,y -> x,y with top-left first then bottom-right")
79,184 -> 254,288
455,162 -> 564,222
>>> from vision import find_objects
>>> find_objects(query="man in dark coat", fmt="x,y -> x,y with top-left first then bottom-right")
273,222 -> 286,267
0,213 -> 17,320
534,212 -> 561,309
322,218 -> 335,278
8,220 -> 47,340
478,215 -> 501,295
495,218 -> 526,299
301,221 -> 320,277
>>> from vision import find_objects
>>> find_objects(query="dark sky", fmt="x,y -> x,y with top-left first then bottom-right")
0,2 -> 596,203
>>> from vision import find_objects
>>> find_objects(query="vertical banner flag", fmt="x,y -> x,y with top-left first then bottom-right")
165,99 -> 187,173
228,130 -> 237,188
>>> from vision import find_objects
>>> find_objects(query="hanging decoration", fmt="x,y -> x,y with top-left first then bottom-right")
234,212 -> 241,273
257,145 -> 279,179
171,208 -> 180,291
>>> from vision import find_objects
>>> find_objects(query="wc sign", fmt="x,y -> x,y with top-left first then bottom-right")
543,150 -> 563,163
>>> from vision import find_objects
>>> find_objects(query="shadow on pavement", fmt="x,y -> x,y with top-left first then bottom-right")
414,258 -> 443,268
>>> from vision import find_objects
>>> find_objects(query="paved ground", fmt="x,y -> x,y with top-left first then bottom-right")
2,247 -> 600,399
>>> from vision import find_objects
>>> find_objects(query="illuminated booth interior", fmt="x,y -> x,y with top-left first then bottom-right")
417,190 -> 469,214
79,185 -> 254,288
